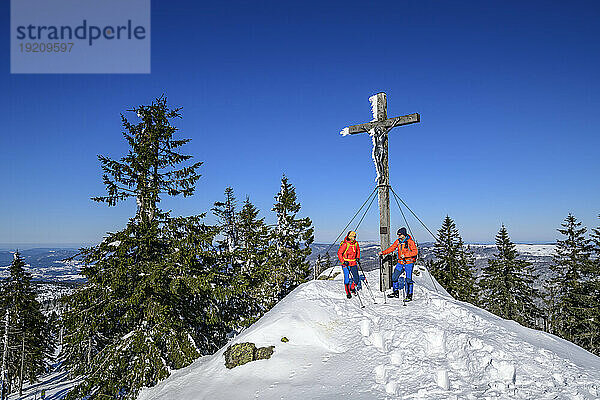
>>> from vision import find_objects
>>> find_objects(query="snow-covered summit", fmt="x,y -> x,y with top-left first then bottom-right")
139,267 -> 600,399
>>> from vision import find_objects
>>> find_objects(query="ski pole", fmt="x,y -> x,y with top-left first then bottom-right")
401,270 -> 407,306
357,259 -> 376,304
349,264 -> 366,308
359,276 -> 375,304
354,286 -> 365,308
362,276 -> 377,304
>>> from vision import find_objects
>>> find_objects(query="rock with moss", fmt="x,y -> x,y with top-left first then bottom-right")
255,345 -> 275,360
224,343 -> 276,369
318,272 -> 340,280
224,342 -> 256,369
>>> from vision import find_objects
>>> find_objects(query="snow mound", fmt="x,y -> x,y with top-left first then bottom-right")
139,267 -> 600,400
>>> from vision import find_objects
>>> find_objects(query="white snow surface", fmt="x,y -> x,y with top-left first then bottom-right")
369,94 -> 379,121
9,344 -> 81,400
139,266 -> 600,400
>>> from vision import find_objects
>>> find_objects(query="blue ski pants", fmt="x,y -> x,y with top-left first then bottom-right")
342,265 -> 361,290
392,263 -> 414,294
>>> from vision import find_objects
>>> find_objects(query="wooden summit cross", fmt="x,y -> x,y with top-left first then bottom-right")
340,92 -> 420,292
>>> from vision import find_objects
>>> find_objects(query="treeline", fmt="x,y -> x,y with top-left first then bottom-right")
427,214 -> 600,357
0,96 -> 314,400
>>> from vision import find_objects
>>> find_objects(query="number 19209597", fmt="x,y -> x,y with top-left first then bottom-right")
19,42 -> 74,53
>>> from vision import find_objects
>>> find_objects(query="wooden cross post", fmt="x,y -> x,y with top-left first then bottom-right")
340,92 -> 420,292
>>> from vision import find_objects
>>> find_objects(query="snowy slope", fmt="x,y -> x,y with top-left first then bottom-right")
139,266 -> 600,400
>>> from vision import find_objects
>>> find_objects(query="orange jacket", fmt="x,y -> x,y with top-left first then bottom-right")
338,239 -> 360,266
382,236 -> 418,264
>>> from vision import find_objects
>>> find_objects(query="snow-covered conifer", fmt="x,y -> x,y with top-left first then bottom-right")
546,214 -> 594,351
62,97 -> 226,399
269,175 -> 314,303
314,254 -> 324,280
479,225 -> 541,328
212,187 -> 239,252
428,216 -> 478,304
0,252 -> 51,397
314,252 -> 333,280
91,95 -> 202,223
578,215 -> 600,355
232,196 -> 273,325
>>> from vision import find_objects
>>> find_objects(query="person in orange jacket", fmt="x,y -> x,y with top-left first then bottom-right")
337,231 -> 361,299
379,227 -> 418,300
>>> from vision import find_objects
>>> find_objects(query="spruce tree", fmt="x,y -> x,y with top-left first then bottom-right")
238,197 -> 271,279
314,252 -> 333,280
270,175 -> 314,302
62,97 -> 225,399
479,225 -> 540,328
592,215 -> 600,255
0,253 -> 51,398
212,187 -> 244,330
582,215 -> 600,355
323,252 -> 333,277
91,94 -> 202,223
212,187 -> 239,253
1,305 -> 8,400
314,254 -> 324,280
212,190 -> 273,330
429,216 -> 478,304
547,214 -> 593,349
234,196 -> 273,324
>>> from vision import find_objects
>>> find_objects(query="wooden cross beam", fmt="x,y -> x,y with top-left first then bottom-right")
340,113 -> 419,136
340,92 -> 420,292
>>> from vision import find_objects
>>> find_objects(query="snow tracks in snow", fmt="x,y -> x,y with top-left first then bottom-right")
342,271 -> 600,399
139,267 -> 600,400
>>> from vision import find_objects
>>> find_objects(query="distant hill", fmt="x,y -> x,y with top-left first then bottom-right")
0,248 -> 84,282
0,243 -> 556,285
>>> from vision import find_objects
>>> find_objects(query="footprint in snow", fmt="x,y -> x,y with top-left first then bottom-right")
385,381 -> 398,395
383,329 -> 395,341
360,319 -> 370,337
374,364 -> 388,383
468,336 -> 484,350
538,348 -> 554,359
370,331 -> 387,351
334,304 -> 344,316
430,297 -> 445,310
389,351 -> 403,366
321,353 -> 330,363
301,362 -> 312,371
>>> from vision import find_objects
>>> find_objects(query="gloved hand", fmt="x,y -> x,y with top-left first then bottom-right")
342,261 -> 349,267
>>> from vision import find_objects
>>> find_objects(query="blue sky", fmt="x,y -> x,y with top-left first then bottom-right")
2,0 -> 599,246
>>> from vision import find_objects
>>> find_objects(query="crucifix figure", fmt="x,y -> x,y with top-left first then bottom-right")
340,92 -> 420,292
